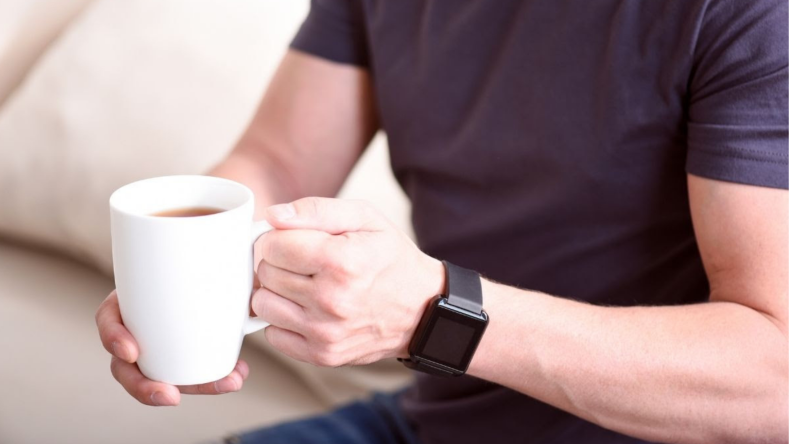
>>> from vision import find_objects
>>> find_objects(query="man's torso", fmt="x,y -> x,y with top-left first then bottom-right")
292,1 -> 788,442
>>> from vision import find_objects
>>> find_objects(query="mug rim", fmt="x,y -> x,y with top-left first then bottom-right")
109,175 -> 254,220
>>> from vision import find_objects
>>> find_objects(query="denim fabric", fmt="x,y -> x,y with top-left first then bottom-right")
219,392 -> 420,444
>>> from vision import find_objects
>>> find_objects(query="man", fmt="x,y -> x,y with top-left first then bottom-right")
96,1 -> 788,443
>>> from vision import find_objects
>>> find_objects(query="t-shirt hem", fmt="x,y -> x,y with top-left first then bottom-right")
686,148 -> 789,189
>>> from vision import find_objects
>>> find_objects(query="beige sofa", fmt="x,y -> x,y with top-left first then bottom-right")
0,1 -> 412,443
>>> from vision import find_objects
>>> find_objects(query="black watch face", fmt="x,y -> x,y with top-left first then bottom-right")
415,299 -> 488,370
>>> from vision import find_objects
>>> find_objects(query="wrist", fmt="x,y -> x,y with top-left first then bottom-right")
397,261 -> 490,376
421,256 -> 447,301
465,278 -> 500,376
394,255 -> 446,359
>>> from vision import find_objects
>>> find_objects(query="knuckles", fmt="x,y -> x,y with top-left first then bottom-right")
326,247 -> 362,281
309,345 -> 345,368
109,356 -> 121,380
313,288 -> 345,317
312,353 -> 343,368
309,323 -> 345,345
95,294 -> 114,327
301,196 -> 324,220
302,323 -> 351,367
312,235 -> 361,278
250,289 -> 266,317
313,286 -> 364,320
256,198 -> 398,371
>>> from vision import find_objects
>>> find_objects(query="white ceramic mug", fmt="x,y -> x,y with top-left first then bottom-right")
110,175 -> 271,385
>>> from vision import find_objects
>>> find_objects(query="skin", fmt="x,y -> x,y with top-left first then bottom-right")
97,50 -> 376,403
96,50 -> 788,443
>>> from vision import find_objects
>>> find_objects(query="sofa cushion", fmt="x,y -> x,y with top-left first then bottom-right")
0,240 -> 325,444
0,0 -> 94,107
0,0 -> 412,275
0,0 -> 309,274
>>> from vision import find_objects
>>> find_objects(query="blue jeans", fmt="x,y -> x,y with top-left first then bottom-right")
219,392 -> 420,444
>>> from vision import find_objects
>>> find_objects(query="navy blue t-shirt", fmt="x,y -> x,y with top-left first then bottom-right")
291,1 -> 789,443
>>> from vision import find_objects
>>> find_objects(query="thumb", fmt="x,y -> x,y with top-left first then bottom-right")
264,197 -> 387,234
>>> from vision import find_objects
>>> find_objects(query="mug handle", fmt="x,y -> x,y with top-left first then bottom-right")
243,220 -> 274,334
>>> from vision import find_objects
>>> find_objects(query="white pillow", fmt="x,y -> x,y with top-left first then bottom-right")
0,0 -> 308,273
0,0 -> 95,107
0,0 -> 413,275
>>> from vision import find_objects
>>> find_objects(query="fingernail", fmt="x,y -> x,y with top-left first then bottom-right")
215,376 -> 239,393
112,341 -> 131,362
150,391 -> 174,406
267,203 -> 296,221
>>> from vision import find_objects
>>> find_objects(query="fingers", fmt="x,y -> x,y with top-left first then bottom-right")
110,357 -> 180,406
257,260 -> 314,303
235,359 -> 250,380
252,287 -> 308,334
264,326 -> 310,362
258,229 -> 331,275
96,291 -> 139,363
177,360 -> 248,395
265,197 -> 387,234
110,357 -> 249,406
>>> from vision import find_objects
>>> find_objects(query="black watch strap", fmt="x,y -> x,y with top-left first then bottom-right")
398,261 -> 485,377
444,260 -> 483,314
399,357 -> 458,376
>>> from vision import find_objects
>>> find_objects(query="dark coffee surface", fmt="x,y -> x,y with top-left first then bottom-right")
151,207 -> 224,217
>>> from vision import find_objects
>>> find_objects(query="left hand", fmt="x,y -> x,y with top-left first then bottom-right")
254,197 -> 445,367
95,291 -> 250,406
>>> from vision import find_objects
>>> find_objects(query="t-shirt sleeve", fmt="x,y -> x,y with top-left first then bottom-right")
686,0 -> 788,189
290,0 -> 369,67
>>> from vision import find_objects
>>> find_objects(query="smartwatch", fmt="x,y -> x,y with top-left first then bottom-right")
398,261 -> 488,377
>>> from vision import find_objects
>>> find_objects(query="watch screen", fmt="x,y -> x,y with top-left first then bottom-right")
421,316 -> 476,367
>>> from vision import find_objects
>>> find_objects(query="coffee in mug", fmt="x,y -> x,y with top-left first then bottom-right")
152,207 -> 224,217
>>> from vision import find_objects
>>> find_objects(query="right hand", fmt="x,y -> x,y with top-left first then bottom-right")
95,290 -> 249,406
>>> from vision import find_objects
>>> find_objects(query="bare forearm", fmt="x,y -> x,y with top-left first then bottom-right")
208,144 -> 302,218
207,50 -> 379,217
469,280 -> 788,443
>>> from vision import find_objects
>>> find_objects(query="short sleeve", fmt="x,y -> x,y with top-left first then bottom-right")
686,0 -> 788,189
290,0 -> 370,67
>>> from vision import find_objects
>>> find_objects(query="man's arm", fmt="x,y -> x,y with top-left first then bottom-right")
467,174 -> 788,443
96,49 -> 377,406
210,49 -> 378,214
248,174 -> 787,443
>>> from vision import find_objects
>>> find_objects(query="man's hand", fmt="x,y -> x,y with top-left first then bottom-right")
96,48 -> 378,406
95,291 -> 249,406
254,197 -> 445,367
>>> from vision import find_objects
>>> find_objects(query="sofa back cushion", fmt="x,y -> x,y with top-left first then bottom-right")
0,0 -> 95,106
